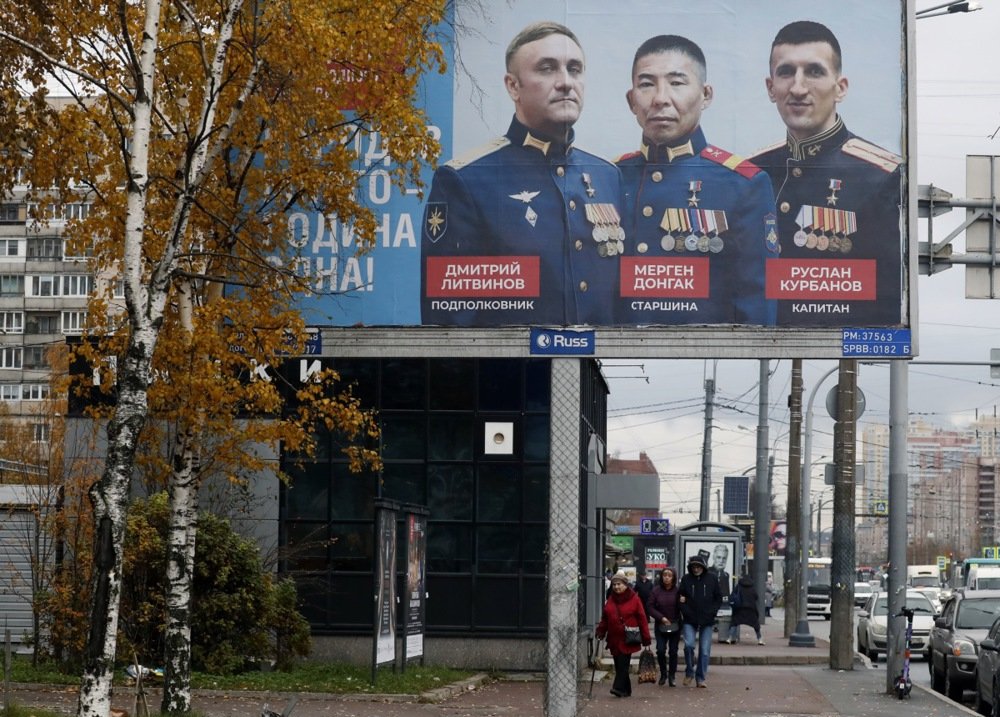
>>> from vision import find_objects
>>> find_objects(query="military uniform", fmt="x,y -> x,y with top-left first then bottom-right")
420,117 -> 625,327
750,118 -> 903,327
616,127 -> 779,326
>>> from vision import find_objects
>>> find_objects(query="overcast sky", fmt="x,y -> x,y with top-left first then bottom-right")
603,2 -> 1000,521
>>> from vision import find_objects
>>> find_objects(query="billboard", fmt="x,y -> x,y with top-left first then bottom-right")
286,1 -> 911,356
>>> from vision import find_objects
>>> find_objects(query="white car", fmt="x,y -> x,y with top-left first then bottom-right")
913,585 -> 943,614
854,581 -> 875,608
857,590 -> 937,661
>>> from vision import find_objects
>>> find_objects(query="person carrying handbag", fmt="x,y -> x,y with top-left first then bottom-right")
646,566 -> 682,685
596,571 -> 652,697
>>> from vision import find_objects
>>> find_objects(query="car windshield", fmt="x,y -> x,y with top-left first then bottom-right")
956,598 -> 1000,629
910,576 -> 938,588
873,595 -> 935,617
856,583 -> 872,593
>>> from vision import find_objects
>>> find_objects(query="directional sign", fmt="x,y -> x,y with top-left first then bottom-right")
842,328 -> 912,358
871,500 -> 888,516
640,518 -> 671,536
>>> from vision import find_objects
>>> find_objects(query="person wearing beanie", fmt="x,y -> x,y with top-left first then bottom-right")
596,571 -> 651,697
678,553 -> 722,688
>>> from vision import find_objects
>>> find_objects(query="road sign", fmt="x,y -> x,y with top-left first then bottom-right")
871,500 -> 888,516
640,518 -> 671,536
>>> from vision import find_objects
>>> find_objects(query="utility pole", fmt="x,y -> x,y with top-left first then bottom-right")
753,360 -> 771,625
699,376 -> 716,522
830,359 -> 858,669
785,360 -> 802,637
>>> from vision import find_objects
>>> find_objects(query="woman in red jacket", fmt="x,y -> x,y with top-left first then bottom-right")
596,571 -> 652,697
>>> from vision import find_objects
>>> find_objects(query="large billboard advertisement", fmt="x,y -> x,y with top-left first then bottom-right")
287,1 -> 909,343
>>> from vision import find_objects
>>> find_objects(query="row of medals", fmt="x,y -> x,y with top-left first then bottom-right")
588,203 -> 626,257
660,233 -> 724,254
793,230 -> 854,253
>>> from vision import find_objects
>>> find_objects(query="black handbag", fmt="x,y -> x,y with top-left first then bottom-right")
623,625 -> 642,645
658,621 -> 679,634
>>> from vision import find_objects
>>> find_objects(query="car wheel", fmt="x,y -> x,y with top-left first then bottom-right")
930,653 -> 944,692
946,666 -> 964,701
976,673 -> 990,716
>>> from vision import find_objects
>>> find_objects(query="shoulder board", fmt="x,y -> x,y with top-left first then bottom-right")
700,146 -> 761,179
445,137 -> 510,170
615,150 -> 642,163
748,140 -> 786,161
841,138 -> 901,173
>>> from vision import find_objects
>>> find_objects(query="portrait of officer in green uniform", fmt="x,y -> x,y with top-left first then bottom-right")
616,35 -> 779,326
420,21 -> 626,328
751,20 -> 903,327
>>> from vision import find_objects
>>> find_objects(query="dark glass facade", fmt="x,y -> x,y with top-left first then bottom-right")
279,357 -> 559,636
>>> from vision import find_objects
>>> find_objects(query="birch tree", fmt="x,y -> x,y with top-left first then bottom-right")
0,1 -> 445,716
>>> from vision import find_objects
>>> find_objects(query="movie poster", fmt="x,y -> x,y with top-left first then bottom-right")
404,512 -> 427,660
374,507 -> 397,666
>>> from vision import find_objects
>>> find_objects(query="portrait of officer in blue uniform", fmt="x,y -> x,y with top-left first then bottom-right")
616,35 -> 779,326
420,21 -> 625,327
751,20 -> 903,327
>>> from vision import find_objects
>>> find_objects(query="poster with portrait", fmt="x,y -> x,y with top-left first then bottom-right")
682,539 -> 737,598
374,507 -> 397,666
279,0 -> 909,341
404,512 -> 427,660
769,520 -> 788,557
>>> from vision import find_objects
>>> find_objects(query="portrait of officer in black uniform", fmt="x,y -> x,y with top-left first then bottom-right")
751,20 -> 903,327
420,21 -> 625,327
615,35 -> 779,326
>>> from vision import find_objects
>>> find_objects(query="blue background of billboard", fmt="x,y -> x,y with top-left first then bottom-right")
288,1 -> 904,328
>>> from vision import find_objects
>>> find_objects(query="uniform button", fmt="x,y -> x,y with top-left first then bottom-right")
556,166 -> 565,177
642,206 -> 653,217
651,171 -> 663,182
780,201 -> 791,213
575,240 -> 583,251
579,281 -> 588,292
569,200 -> 577,210
792,167 -> 802,178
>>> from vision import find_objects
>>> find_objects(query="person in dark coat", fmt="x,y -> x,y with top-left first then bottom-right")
678,553 -> 722,688
634,570 -> 654,611
724,574 -> 764,644
646,566 -> 682,686
596,570 -> 652,697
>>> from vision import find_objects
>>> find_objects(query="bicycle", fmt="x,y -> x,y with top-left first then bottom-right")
894,606 -> 914,699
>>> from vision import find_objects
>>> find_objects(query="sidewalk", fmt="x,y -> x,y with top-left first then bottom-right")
3,612 -> 979,717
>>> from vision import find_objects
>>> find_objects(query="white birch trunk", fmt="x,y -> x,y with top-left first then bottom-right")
77,2 -> 162,716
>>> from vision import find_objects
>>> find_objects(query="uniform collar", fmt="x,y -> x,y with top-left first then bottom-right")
506,116 -> 574,157
785,116 -> 849,161
640,126 -> 707,164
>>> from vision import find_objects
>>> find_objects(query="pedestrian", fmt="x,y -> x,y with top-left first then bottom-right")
725,574 -> 765,645
764,572 -> 775,617
678,553 -> 722,688
634,569 -> 654,611
646,566 -> 682,686
596,570 -> 652,697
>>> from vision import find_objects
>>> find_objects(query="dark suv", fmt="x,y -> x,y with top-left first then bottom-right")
929,589 -> 1000,701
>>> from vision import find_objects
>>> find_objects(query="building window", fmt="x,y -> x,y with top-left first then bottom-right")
0,384 -> 18,401
112,279 -> 125,298
31,423 -> 49,443
61,311 -> 87,334
26,237 -> 62,260
0,347 -> 22,369
0,312 -> 23,334
22,346 -> 47,369
0,205 -> 21,224
60,275 -> 93,296
21,384 -> 49,400
29,276 -> 55,297
0,275 -> 23,296
27,314 -> 59,335
0,238 -> 20,257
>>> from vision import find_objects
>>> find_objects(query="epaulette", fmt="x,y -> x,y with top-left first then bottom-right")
841,138 -> 901,173
445,137 -> 510,170
747,140 -> 786,161
701,145 -> 761,180
615,150 -> 642,163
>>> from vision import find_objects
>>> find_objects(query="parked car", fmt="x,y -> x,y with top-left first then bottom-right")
914,585 -> 943,614
929,589 -> 1000,701
857,590 -> 936,661
974,613 -> 1000,716
854,581 -> 875,608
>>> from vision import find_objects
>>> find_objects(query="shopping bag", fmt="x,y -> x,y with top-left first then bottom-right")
637,647 -> 657,684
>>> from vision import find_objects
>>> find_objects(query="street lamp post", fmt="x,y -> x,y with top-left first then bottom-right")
790,366 -> 838,648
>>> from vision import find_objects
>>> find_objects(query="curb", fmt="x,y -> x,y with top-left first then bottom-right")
418,673 -> 491,703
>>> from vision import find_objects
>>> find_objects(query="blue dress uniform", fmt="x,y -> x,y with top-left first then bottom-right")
616,127 -> 779,326
420,117 -> 625,327
750,118 -> 903,327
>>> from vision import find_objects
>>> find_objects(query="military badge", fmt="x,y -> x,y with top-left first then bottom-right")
424,202 -> 447,242
765,215 -> 779,254
827,179 -> 842,206
687,180 -> 702,207
525,206 -> 538,227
